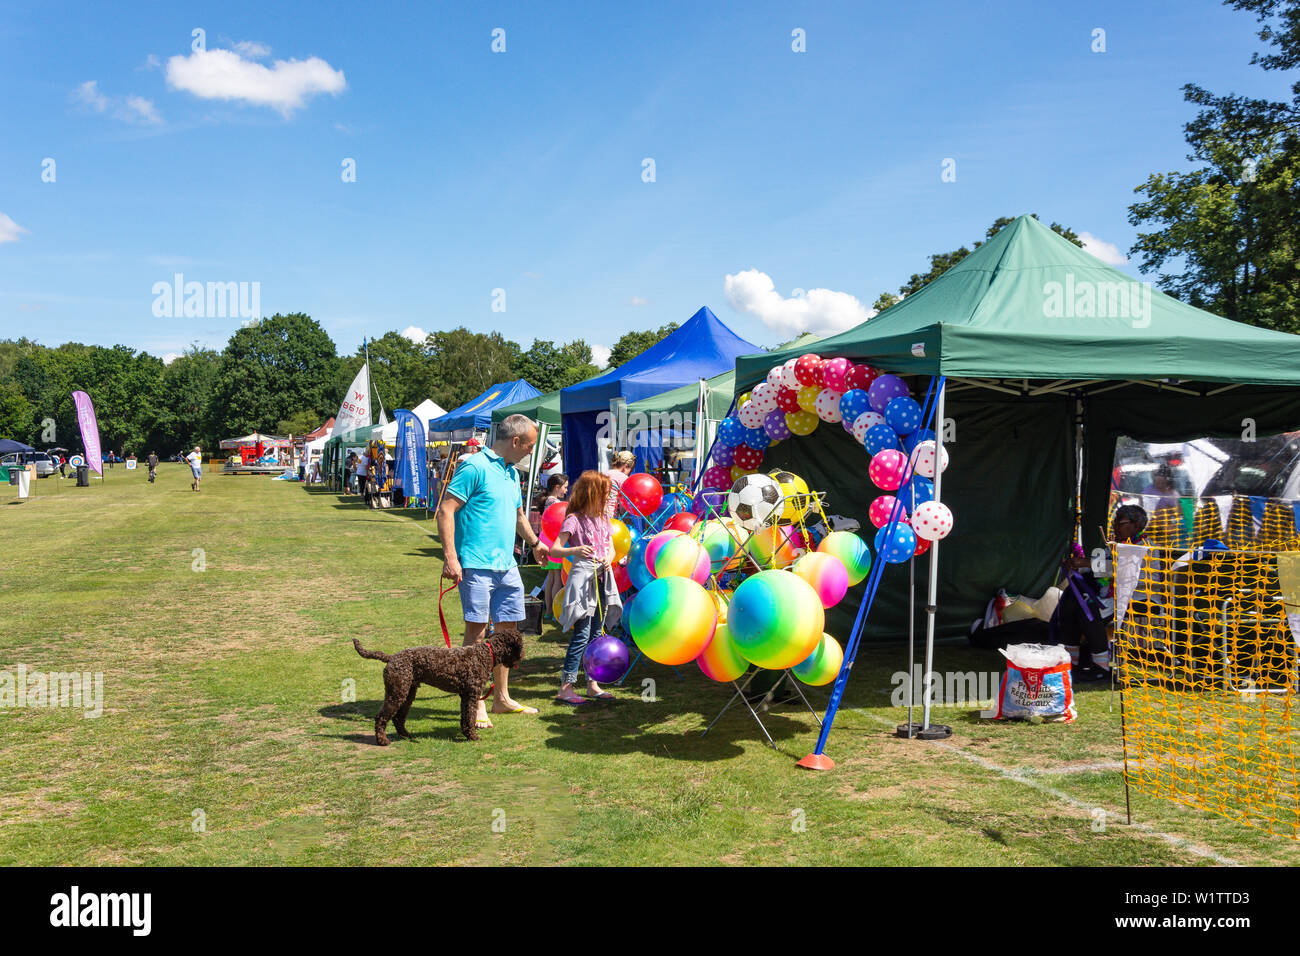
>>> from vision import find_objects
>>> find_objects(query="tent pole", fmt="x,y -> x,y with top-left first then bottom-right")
1075,396 -> 1085,547
919,380 -> 951,739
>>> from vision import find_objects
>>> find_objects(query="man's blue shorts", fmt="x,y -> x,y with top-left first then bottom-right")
458,566 -> 525,624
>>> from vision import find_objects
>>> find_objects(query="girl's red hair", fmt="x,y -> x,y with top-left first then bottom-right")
566,470 -> 611,519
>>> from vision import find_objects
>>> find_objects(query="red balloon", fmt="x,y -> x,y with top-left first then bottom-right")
914,535 -> 931,556
613,561 -> 632,593
733,444 -> 764,470
794,354 -> 823,388
844,363 -> 879,391
665,512 -> 698,534
776,387 -> 802,413
541,501 -> 567,541
621,473 -> 663,518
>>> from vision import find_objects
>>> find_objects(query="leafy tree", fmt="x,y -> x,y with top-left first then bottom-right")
0,381 -> 32,441
425,327 -> 521,409
512,339 -> 599,392
1128,0 -> 1300,331
154,347 -> 220,451
337,331 -> 441,415
607,323 -> 679,369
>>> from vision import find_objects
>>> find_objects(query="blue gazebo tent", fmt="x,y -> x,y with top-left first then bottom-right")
560,307 -> 760,476
427,379 -> 542,439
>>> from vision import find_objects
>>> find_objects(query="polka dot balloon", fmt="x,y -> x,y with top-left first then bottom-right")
874,522 -> 917,564
779,358 -> 802,391
749,381 -> 779,412
838,388 -> 872,425
776,387 -> 802,413
764,409 -> 792,441
863,423 -> 900,456
814,388 -> 844,423
902,427 -> 936,454
738,401 -> 766,429
844,363 -> 879,392
785,410 -> 818,436
868,374 -> 910,412
821,357 -> 851,393
868,495 -> 907,529
796,385 -> 820,413
742,426 -> 771,451
868,448 -> 909,491
730,465 -> 757,482
701,465 -> 731,490
911,501 -> 954,541
908,440 -> 949,478
711,444 -> 735,468
884,396 -> 923,435
851,410 -> 887,443
900,476 -> 934,511
765,365 -> 784,388
717,416 -> 746,447
794,353 -> 823,387
733,444 -> 764,471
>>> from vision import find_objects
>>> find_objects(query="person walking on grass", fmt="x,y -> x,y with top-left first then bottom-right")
185,446 -> 203,492
147,451 -> 158,484
551,470 -> 622,705
436,414 -> 549,731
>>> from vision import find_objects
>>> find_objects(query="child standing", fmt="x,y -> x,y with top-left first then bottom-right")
551,470 -> 622,704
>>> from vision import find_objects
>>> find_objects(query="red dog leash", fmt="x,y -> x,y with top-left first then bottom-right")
437,578 -> 457,649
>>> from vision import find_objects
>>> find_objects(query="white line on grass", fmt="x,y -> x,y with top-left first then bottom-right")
848,707 -> 1240,866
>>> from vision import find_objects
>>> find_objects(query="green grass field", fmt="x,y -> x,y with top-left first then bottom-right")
3,464 -> 1298,866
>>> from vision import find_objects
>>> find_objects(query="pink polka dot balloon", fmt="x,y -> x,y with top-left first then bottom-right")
911,501 -> 953,541
738,401 -> 766,429
794,353 -> 823,387
868,449 -> 908,491
779,358 -> 802,391
908,440 -> 949,478
814,388 -> 844,423
750,381 -> 779,412
851,410 -> 887,443
822,357 -> 851,393
868,495 -> 908,529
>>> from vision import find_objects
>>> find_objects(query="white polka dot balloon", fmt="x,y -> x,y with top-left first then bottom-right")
908,439 -> 949,478
814,388 -> 844,423
738,401 -> 766,429
851,411 -> 887,444
750,381 -> 779,412
766,365 -> 784,388
779,358 -> 802,391
910,501 -> 953,541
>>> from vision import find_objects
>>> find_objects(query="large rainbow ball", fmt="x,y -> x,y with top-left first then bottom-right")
626,576 -> 717,665
792,633 -> 844,686
818,531 -> 872,586
728,570 -> 825,670
744,525 -> 800,569
653,534 -> 711,585
792,552 -> 849,609
699,520 -> 737,572
644,529 -> 684,573
696,622 -> 749,682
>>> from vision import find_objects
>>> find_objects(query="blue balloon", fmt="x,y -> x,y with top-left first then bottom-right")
901,476 -> 934,511
742,426 -> 771,451
885,396 -> 923,436
839,388 -> 871,424
902,428 -> 936,454
864,423 -> 901,455
717,416 -> 746,447
627,538 -> 655,590
875,523 -> 917,564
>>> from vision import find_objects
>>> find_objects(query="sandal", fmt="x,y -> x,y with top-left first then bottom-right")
555,695 -> 587,706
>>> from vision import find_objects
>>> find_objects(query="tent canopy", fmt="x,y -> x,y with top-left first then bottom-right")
219,432 -> 290,449
0,439 -> 35,455
378,398 -> 447,444
624,369 -> 736,423
492,387 -> 563,427
428,380 -> 541,435
733,215 -> 1300,640
562,306 -> 760,476
736,215 -> 1300,390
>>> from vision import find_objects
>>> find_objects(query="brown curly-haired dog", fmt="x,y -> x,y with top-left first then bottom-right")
353,628 -> 525,744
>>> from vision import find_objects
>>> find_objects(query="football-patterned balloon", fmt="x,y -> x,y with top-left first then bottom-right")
779,358 -> 801,391
909,440 -> 949,478
769,468 -> 811,522
764,409 -> 792,441
738,401 -> 766,429
794,353 -> 823,387
785,410 -> 818,436
852,410 -> 887,444
911,501 -> 954,541
733,444 -> 764,471
822,357 -> 851,393
776,387 -> 802,413
815,388 -> 844,423
727,473 -> 784,531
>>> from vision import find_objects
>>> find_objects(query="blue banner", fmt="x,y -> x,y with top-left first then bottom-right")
393,409 -> 427,504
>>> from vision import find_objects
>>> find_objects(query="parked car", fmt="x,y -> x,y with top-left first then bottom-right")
0,451 -> 57,478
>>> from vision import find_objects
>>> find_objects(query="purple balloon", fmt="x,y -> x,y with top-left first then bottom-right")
868,374 -> 909,412
692,489 -> 728,519
764,408 -> 792,441
584,634 -> 630,683
711,443 -> 736,468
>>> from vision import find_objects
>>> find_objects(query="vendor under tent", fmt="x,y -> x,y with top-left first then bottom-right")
321,423 -> 383,490
219,432 -> 291,450
733,214 -> 1300,650
560,306 -> 760,478
427,380 -> 541,441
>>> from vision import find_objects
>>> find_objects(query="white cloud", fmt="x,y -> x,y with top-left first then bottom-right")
1078,231 -> 1129,266
591,344 -> 612,368
161,352 -> 182,365
399,325 -> 429,344
628,296 -> 650,307
73,80 -> 162,124
232,40 -> 272,60
166,47 -> 346,116
723,269 -> 872,337
0,212 -> 28,243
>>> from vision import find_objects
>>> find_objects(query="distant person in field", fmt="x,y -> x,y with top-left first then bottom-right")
185,446 -> 203,492
147,451 -> 158,483
437,414 -> 549,730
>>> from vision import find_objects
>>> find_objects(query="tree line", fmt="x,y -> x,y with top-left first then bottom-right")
0,319 -> 678,456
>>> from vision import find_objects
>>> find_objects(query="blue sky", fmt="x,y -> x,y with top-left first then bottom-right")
0,0 -> 1293,363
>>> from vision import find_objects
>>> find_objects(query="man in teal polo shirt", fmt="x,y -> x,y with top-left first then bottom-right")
437,414 -> 548,730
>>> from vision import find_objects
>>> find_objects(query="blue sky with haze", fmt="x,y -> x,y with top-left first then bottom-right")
1,0 -> 1292,364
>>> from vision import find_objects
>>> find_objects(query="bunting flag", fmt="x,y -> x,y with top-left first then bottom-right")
334,362 -> 372,435
393,409 -> 427,504
71,390 -> 102,475
1213,495 -> 1233,535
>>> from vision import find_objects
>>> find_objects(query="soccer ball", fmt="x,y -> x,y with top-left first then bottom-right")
727,473 -> 783,531
768,468 -> 811,522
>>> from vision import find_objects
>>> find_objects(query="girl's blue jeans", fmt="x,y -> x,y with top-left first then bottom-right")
563,591 -> 604,685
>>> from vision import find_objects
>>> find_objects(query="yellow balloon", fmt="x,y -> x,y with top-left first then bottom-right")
552,590 -> 563,621
730,465 -> 756,483
737,391 -> 752,408
709,588 -> 734,624
796,385 -> 820,413
610,518 -> 632,561
785,410 -> 818,436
